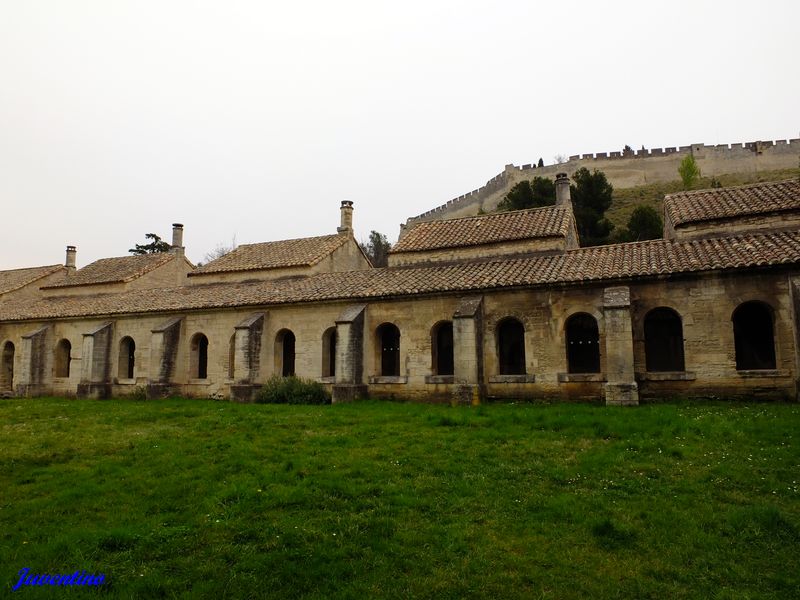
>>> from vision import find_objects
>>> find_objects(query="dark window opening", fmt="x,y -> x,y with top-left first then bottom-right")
433,321 -> 454,376
733,302 -> 776,370
55,339 -> 71,378
566,313 -> 600,374
498,318 -> 526,375
378,323 -> 400,377
1,341 -> 14,391
278,330 -> 296,377
118,337 -> 136,379
191,334 -> 209,379
644,308 -> 685,372
322,328 -> 337,378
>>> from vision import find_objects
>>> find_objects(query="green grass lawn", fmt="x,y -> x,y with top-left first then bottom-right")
1,398 -> 798,599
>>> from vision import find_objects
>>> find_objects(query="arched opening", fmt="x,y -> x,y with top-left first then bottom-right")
118,337 -> 136,379
322,327 -> 337,378
377,323 -> 400,377
733,301 -> 776,370
190,333 -> 209,379
228,334 -> 236,379
644,308 -> 685,372
1,341 -> 14,391
497,318 -> 526,375
432,321 -> 454,376
275,329 -> 296,377
566,313 -> 600,374
55,339 -> 71,378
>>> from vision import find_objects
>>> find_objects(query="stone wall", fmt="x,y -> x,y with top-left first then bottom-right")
408,138 -> 800,226
0,267 -> 796,403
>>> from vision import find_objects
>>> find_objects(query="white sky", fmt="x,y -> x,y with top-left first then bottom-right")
1,1 -> 798,269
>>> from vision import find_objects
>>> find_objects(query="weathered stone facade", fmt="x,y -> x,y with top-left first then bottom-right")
1,183 -> 799,405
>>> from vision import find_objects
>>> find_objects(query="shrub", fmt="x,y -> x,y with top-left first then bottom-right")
255,376 -> 331,405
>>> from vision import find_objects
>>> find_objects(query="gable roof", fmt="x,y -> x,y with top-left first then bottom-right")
664,179 -> 800,228
4,230 -> 800,322
392,206 -> 572,254
190,234 -> 350,276
0,265 -> 64,295
42,252 -> 177,289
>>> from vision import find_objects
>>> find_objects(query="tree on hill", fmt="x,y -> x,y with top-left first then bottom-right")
497,177 -> 556,212
613,205 -> 663,242
537,157 -> 544,168
129,233 -> 171,255
570,167 -> 615,247
360,230 -> 392,267
678,154 -> 701,190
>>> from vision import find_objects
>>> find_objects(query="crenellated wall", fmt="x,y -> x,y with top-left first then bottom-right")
406,138 -> 800,226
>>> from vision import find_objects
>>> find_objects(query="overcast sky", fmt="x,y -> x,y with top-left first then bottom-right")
1,1 -> 798,270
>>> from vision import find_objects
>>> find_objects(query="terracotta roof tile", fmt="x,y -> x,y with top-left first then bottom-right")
0,265 -> 64,295
665,179 -> 800,227
4,230 -> 800,321
392,206 -> 571,253
43,253 -> 176,288
190,234 -> 349,276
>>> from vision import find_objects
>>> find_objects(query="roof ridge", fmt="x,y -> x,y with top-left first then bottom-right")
665,178 -> 798,199
409,204 -> 566,227
237,232 -> 345,248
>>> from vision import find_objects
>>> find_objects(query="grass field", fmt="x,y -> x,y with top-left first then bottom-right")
1,398 -> 798,599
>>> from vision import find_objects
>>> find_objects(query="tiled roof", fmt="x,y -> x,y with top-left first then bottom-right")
42,253 -> 176,289
190,234 -> 349,276
392,206 -> 572,253
3,230 -> 800,321
0,265 -> 64,295
665,179 -> 800,227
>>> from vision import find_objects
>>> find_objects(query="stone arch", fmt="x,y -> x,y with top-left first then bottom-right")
190,333 -> 209,379
54,339 -> 72,378
322,327 -> 337,378
1,341 -> 14,391
118,336 -> 136,379
376,323 -> 400,377
644,307 -> 685,372
732,301 -> 776,370
275,329 -> 296,377
431,320 -> 454,376
565,313 -> 600,374
497,317 -> 525,375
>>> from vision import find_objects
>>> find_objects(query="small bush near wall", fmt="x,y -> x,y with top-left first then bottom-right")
255,376 -> 331,405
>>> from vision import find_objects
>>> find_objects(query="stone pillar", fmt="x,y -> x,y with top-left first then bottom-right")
230,313 -> 266,402
602,286 -> 639,406
788,276 -> 800,401
147,316 -> 183,399
332,304 -> 367,403
77,322 -> 114,399
452,296 -> 485,405
17,325 -> 50,397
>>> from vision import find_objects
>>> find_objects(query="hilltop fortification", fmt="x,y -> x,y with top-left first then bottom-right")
405,138 -> 800,227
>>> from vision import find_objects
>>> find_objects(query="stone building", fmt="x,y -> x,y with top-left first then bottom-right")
0,178 -> 799,405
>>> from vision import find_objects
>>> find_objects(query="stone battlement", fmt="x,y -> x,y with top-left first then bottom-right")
407,138 -> 800,226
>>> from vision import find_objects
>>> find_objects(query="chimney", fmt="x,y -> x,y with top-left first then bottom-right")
338,201 -> 353,235
555,173 -> 572,206
65,245 -> 77,271
171,223 -> 184,253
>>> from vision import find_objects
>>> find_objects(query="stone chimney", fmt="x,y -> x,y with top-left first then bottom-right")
171,223 -> 184,253
65,245 -> 77,271
555,173 -> 572,207
338,201 -> 354,235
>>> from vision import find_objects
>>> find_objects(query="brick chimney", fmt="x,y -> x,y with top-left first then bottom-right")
65,245 -> 77,271
338,201 -> 354,235
171,223 -> 184,253
555,173 -> 572,207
